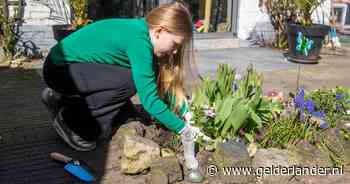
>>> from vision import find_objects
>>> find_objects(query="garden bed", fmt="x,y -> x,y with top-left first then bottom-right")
112,64 -> 350,184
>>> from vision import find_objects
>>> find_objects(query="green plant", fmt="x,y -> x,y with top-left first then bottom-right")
191,64 -> 283,149
306,87 -> 350,127
294,0 -> 325,27
259,0 -> 298,49
260,87 -> 350,167
69,0 -> 91,29
0,0 -> 17,62
259,0 -> 326,48
259,112 -> 322,148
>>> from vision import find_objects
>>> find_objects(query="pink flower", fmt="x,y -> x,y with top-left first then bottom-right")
266,90 -> 284,102
239,128 -> 245,136
203,106 -> 216,118
195,20 -> 203,29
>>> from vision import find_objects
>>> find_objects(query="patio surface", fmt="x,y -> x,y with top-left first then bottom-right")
0,42 -> 349,184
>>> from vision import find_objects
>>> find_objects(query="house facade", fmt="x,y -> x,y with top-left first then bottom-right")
10,0 -> 331,57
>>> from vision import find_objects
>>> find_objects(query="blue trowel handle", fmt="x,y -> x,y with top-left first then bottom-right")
50,152 -> 73,163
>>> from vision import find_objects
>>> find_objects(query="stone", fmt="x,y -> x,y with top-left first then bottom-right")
120,135 -> 161,174
211,139 -> 255,184
293,173 -> 350,184
253,148 -> 291,166
213,139 -> 251,167
146,127 -> 176,147
247,142 -> 258,157
335,119 -> 350,162
287,140 -> 333,167
118,121 -> 146,136
161,148 -> 176,158
111,121 -> 146,149
111,126 -> 137,150
144,126 -> 182,153
144,125 -> 160,143
197,150 -> 212,172
150,170 -> 168,184
253,148 -> 294,184
108,124 -> 141,170
150,156 -> 183,184
319,125 -> 350,171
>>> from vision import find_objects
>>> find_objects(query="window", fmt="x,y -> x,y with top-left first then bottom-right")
188,0 -> 233,33
333,3 -> 350,31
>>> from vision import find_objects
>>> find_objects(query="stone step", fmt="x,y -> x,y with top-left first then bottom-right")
194,37 -> 240,51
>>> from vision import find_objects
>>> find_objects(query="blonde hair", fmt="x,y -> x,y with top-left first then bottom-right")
145,1 -> 194,114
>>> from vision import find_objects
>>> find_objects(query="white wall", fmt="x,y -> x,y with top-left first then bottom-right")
15,0 -> 73,57
22,0 -> 72,25
237,0 -> 331,42
237,0 -> 271,40
312,0 -> 331,25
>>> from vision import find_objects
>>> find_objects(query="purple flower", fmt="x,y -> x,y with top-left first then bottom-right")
305,99 -> 315,113
319,119 -> 329,129
336,93 -> 344,100
294,89 -> 305,109
255,132 -> 263,141
232,82 -> 239,92
312,110 -> 328,129
294,89 -> 305,121
232,74 -> 241,92
312,110 -> 325,119
239,128 -> 245,136
336,104 -> 341,111
268,140 -> 273,145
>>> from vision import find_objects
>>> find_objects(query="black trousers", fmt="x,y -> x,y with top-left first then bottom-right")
43,55 -> 137,141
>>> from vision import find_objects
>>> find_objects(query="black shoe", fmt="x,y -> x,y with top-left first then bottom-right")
53,107 -> 97,151
41,87 -> 61,120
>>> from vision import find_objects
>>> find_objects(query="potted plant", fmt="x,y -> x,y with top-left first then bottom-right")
53,0 -> 91,41
258,0 -> 298,49
285,0 -> 330,63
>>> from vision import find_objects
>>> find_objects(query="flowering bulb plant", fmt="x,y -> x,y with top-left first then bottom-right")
190,64 -> 283,150
294,88 -> 329,129
305,86 -> 350,127
260,86 -> 350,150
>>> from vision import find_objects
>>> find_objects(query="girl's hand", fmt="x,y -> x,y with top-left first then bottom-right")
180,123 -> 213,143
182,111 -> 213,143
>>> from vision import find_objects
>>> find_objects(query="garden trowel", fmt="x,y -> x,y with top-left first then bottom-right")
50,152 -> 96,182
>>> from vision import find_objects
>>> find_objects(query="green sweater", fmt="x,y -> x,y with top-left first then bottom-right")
49,18 -> 188,134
